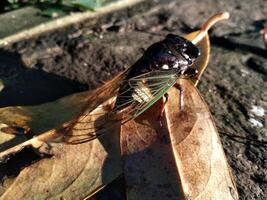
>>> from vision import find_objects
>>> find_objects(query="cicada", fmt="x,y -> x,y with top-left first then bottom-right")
64,34 -> 200,143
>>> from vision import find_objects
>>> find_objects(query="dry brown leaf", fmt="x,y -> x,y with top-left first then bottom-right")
166,80 -> 238,199
120,12 -> 238,200
0,123 -> 122,200
119,29 -> 210,200
121,79 -> 238,200
120,99 -> 185,199
0,72 -> 127,200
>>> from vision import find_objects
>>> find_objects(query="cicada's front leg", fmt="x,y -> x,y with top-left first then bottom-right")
157,82 -> 185,127
157,93 -> 169,127
174,67 -> 198,110
174,83 -> 184,111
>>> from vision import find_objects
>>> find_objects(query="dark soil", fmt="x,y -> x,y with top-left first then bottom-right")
0,0 -> 266,199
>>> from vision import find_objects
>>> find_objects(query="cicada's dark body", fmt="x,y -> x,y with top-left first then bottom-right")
65,34 -> 200,143
114,34 -> 199,113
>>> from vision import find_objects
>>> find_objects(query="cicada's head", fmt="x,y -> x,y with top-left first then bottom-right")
142,34 -> 200,77
164,34 -> 200,76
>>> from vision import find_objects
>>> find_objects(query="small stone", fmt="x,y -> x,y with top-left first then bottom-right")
250,105 -> 265,117
249,118 -> 263,128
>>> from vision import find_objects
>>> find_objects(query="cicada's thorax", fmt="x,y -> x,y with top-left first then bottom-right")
114,34 -> 200,111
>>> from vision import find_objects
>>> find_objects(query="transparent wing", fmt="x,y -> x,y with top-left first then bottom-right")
63,70 -> 179,144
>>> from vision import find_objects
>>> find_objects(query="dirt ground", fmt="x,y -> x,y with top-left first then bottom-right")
0,0 -> 266,199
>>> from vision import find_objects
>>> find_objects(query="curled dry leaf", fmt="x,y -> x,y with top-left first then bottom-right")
120,30 -> 210,200
0,73 -> 127,199
121,12 -> 238,200
120,80 -> 238,200
0,128 -> 122,200
0,115 -> 122,199
120,98 -> 185,199
166,80 -> 238,199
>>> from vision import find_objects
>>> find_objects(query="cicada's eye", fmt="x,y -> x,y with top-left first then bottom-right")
184,42 -> 200,60
165,34 -> 200,61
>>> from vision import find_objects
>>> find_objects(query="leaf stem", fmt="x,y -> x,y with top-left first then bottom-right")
191,12 -> 230,45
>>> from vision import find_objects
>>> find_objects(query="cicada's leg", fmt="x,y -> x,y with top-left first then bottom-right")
160,93 -> 169,116
174,83 -> 184,111
158,93 -> 169,127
